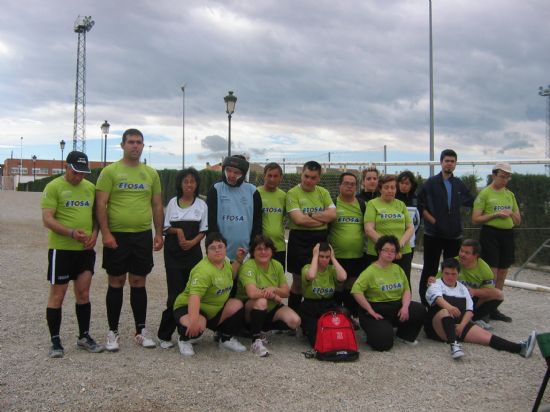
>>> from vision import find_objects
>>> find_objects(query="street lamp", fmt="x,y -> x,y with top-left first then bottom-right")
101,120 -> 110,167
32,155 -> 37,181
428,0 -> 435,177
224,91 -> 237,157
181,83 -> 186,169
148,145 -> 152,166
19,137 -> 23,182
59,139 -> 66,173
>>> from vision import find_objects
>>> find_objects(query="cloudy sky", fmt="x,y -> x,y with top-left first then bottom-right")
1,0 -> 549,175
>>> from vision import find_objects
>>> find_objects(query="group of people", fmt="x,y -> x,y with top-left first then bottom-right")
42,132 -> 537,361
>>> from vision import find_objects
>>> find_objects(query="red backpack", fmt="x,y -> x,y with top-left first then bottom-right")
313,311 -> 359,362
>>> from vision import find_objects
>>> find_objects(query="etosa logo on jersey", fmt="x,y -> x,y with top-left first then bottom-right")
222,215 -> 245,222
216,285 -> 233,295
337,216 -> 360,223
262,207 -> 283,214
493,205 -> 512,211
118,182 -> 146,190
381,282 -> 402,292
380,213 -> 403,219
303,207 -> 324,213
65,200 -> 91,207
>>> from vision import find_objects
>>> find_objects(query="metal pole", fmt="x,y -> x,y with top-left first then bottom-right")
384,145 -> 387,174
228,113 -> 232,157
182,84 -> 186,169
103,133 -> 107,167
61,148 -> 64,172
429,0 -> 435,177
19,137 -> 23,182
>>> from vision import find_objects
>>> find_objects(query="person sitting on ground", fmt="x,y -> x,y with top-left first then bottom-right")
236,235 -> 301,357
300,242 -> 347,347
425,258 -> 536,360
352,235 -> 426,351
430,238 -> 505,330
173,232 -> 247,356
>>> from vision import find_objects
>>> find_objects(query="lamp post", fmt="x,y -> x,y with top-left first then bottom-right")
428,0 -> 435,177
224,91 -> 237,157
59,139 -> 66,173
101,120 -> 110,168
148,145 -> 152,166
32,155 -> 37,181
181,83 -> 186,169
19,137 -> 23,182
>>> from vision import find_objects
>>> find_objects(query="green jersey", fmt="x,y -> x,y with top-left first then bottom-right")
95,161 -> 161,232
257,186 -> 286,252
286,184 -> 335,231
436,257 -> 495,289
41,176 -> 95,251
351,263 -> 410,303
329,196 -> 365,259
473,186 -> 519,230
364,197 -> 412,256
173,257 -> 233,319
236,259 -> 287,311
301,264 -> 338,300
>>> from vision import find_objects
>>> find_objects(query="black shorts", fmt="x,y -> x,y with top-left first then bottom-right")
102,230 -> 154,276
173,305 -> 223,331
480,226 -> 515,269
338,255 -> 368,279
287,229 -> 328,274
47,249 -> 95,285
273,251 -> 287,272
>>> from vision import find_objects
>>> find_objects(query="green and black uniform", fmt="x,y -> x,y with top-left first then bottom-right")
257,186 -> 287,267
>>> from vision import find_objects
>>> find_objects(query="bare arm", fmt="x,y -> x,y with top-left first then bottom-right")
186,294 -> 204,337
151,193 -> 164,251
231,248 -> 246,278
399,223 -> 414,248
352,292 -> 383,320
364,221 -> 379,243
95,190 -> 117,249
288,210 -> 323,228
311,207 -> 337,224
305,244 -> 320,281
330,245 -> 347,282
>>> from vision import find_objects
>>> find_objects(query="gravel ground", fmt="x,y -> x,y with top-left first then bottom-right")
1,191 -> 549,412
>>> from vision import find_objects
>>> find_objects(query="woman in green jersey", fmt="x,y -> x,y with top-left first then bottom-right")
352,235 -> 425,351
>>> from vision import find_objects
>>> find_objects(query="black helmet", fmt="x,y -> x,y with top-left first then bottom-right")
222,155 -> 249,187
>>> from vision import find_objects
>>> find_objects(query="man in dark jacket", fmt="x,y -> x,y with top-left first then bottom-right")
417,149 -> 474,305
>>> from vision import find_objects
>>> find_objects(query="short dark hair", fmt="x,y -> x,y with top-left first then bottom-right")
303,161 -> 322,174
361,166 -> 379,180
205,232 -> 227,249
318,241 -> 331,253
378,174 -> 397,190
440,149 -> 457,162
122,128 -> 144,144
375,235 -> 400,255
338,172 -> 357,185
264,162 -> 283,176
250,235 -> 276,258
441,258 -> 460,272
461,238 -> 481,255
175,168 -> 201,199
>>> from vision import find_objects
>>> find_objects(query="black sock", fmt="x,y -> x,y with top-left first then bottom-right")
130,287 -> 147,334
106,286 -> 123,333
75,302 -> 91,338
250,309 -> 267,341
288,293 -> 302,312
473,299 -> 502,321
218,308 -> 244,340
46,307 -> 62,341
489,335 -> 522,353
441,316 -> 457,344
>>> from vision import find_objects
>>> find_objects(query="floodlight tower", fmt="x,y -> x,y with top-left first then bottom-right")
540,85 -> 550,176
72,15 -> 95,152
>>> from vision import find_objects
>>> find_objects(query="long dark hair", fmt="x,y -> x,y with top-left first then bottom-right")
175,168 -> 201,199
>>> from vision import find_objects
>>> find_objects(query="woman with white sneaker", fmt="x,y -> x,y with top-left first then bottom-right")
426,258 -> 536,360
236,235 -> 301,357
351,235 -> 426,351
173,232 -> 247,356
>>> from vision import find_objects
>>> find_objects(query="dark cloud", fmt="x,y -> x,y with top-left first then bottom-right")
497,133 -> 535,153
201,135 -> 227,152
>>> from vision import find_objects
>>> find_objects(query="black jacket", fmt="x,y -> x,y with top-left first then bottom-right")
417,172 -> 474,239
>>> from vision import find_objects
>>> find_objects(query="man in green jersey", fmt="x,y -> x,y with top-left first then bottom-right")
257,162 -> 286,268
329,172 -> 367,317
96,129 -> 164,351
41,151 -> 103,358
286,161 -> 336,312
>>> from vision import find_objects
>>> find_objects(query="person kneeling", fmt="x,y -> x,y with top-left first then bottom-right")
352,235 -> 426,351
173,232 -> 247,356
425,258 -> 536,360
236,235 -> 301,357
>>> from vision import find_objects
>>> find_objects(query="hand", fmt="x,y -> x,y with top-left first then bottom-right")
180,239 -> 196,251
102,232 -> 118,249
448,305 -> 461,318
455,324 -> 464,338
395,252 -> 402,260
176,228 -> 186,244
329,244 -> 336,260
427,276 -> 436,286
186,319 -> 204,338
261,287 -> 277,300
153,234 -> 164,251
72,229 -> 89,244
312,243 -> 320,257
496,209 -> 512,218
84,232 -> 98,250
370,311 -> 384,320
398,305 -> 409,322
235,247 -> 247,263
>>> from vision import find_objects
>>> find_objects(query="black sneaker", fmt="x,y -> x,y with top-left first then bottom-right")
489,309 -> 512,323
77,333 -> 105,353
49,340 -> 64,358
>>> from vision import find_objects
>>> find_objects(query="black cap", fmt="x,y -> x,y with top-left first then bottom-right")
66,151 -> 91,173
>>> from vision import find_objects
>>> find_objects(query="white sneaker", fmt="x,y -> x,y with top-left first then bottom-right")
520,330 -> 537,358
219,337 -> 247,353
474,319 -> 493,331
450,342 -> 464,359
178,340 -> 195,356
398,338 -> 419,346
105,330 -> 119,352
251,338 -> 269,357
135,328 -> 156,348
159,339 -> 175,349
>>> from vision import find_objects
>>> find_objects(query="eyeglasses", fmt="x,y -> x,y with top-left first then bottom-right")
380,248 -> 397,254
496,174 -> 511,181
207,244 -> 225,252
341,182 -> 356,187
